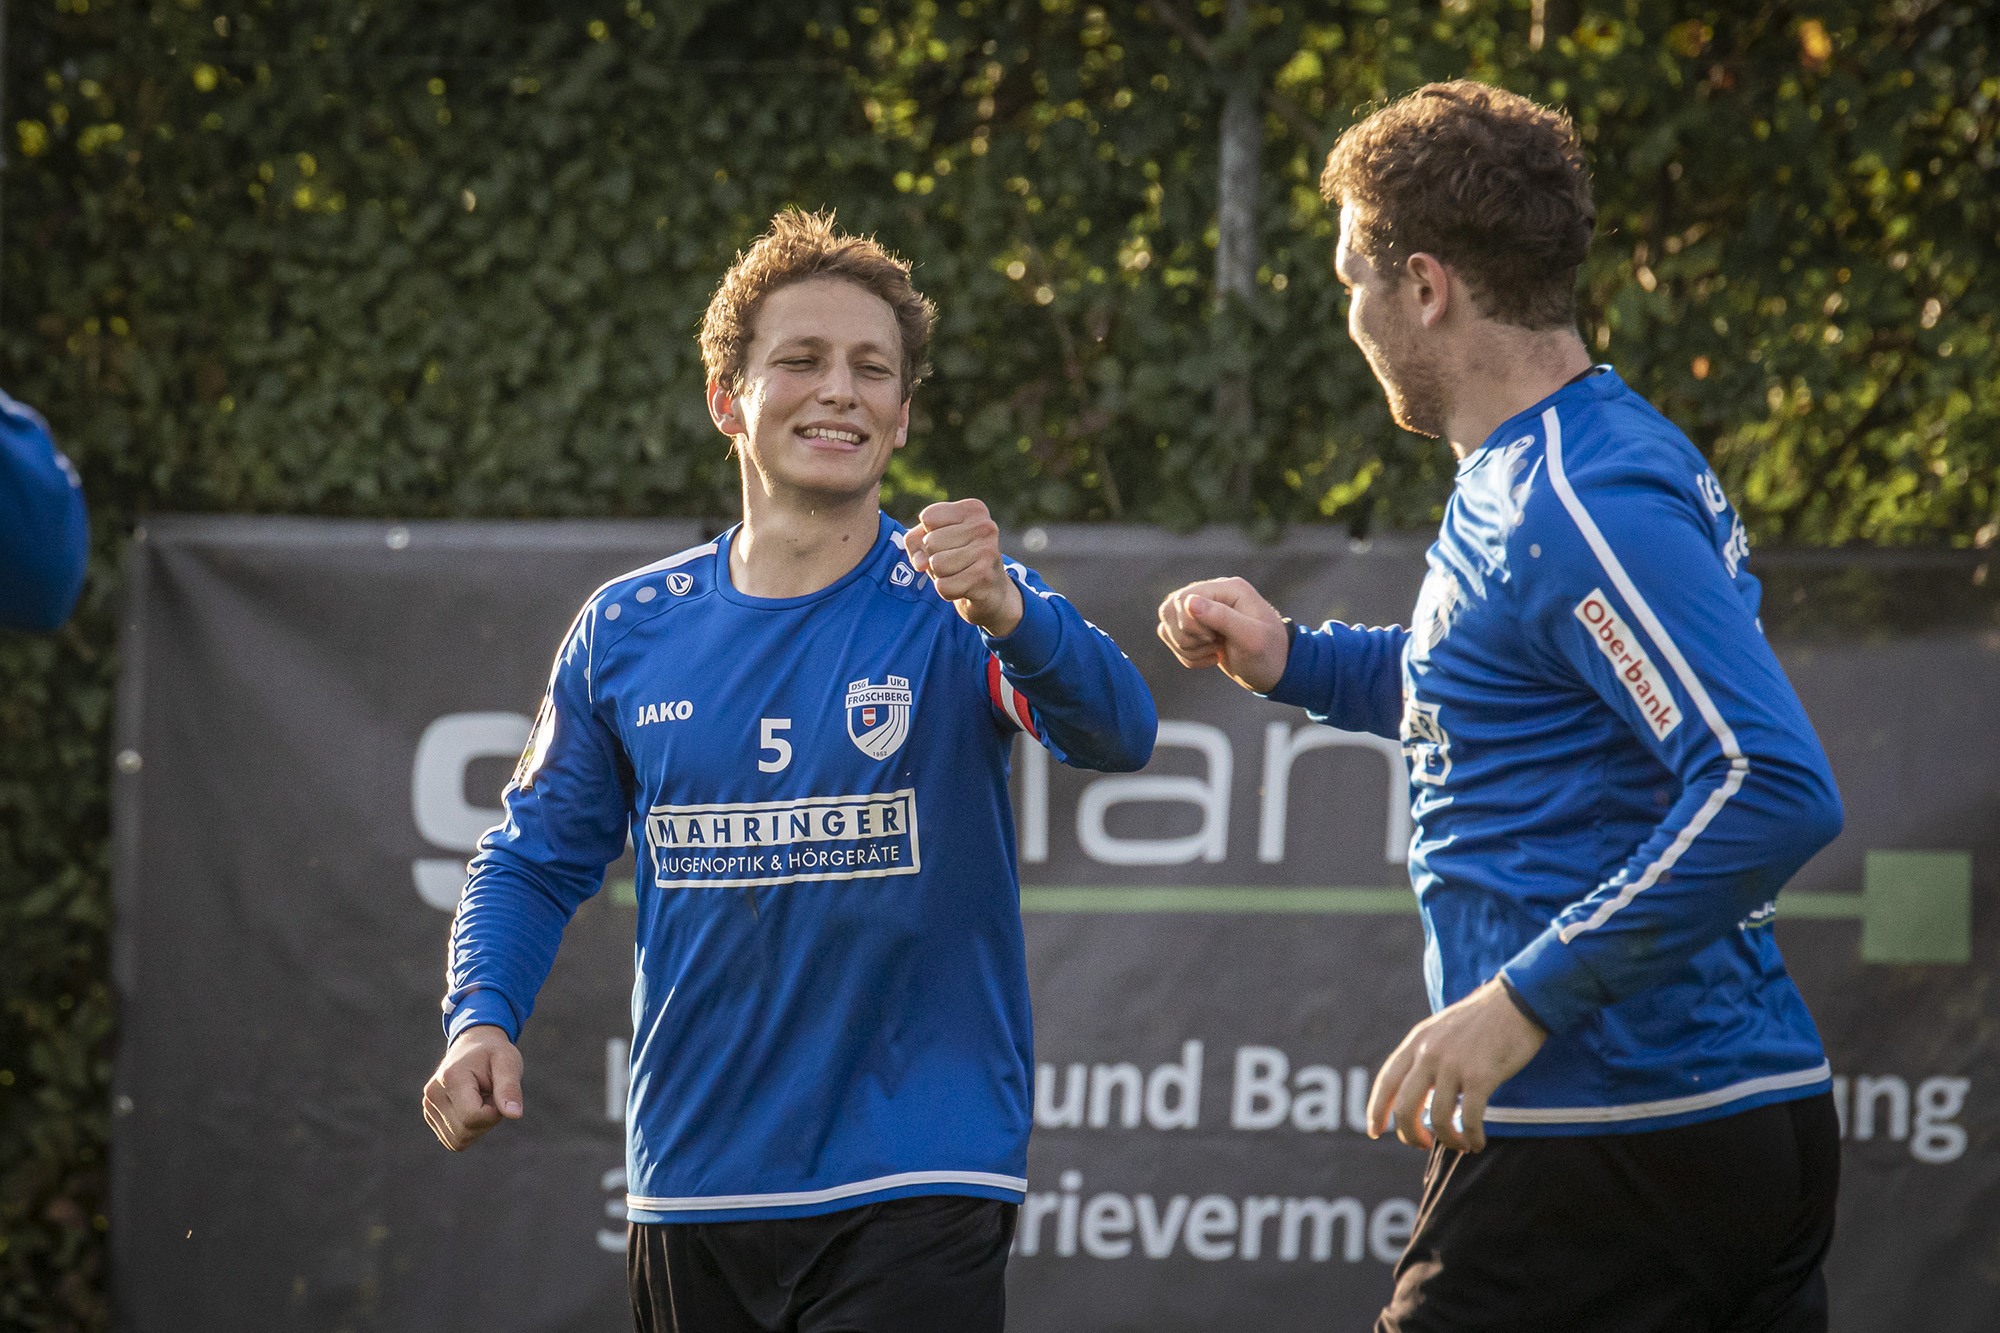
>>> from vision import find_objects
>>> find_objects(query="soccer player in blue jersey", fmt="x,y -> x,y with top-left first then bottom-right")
1158,84 -> 1843,1331
1,388 -> 89,631
422,210 -> 1157,1331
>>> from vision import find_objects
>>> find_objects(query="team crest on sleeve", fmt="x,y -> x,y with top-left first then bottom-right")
845,675 -> 914,759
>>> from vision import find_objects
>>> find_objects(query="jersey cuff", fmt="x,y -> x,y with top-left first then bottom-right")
442,988 -> 523,1044
1496,972 -> 1549,1034
1500,927 -> 1614,1037
981,584 -> 1063,677
1261,622 -> 1327,708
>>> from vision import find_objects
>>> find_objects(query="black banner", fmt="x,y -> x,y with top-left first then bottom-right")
110,518 -> 1998,1330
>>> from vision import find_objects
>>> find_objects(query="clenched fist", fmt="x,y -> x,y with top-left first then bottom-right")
1156,576 -> 1291,694
422,1024 -> 525,1152
905,498 -> 1024,637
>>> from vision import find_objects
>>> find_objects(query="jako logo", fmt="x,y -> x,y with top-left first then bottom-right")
667,572 -> 694,596
846,675 -> 913,759
637,700 -> 693,726
890,562 -> 916,587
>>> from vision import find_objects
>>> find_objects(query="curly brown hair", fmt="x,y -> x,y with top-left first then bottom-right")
1320,81 -> 1595,330
700,209 -> 936,399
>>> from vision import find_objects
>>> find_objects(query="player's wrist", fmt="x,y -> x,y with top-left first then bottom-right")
1240,618 -> 1293,694
1495,973 -> 1549,1035
976,576 -> 1024,637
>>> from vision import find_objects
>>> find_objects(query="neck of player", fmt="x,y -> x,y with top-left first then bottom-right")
1443,327 -> 1593,460
730,465 -> 884,600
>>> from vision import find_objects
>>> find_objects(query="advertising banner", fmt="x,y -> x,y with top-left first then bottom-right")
110,518 -> 1997,1330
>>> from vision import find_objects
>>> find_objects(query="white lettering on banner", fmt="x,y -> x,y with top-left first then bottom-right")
1037,1043 -> 1982,1159
1036,1042 -> 1204,1130
1037,1044 -> 1381,1136
1020,720 -> 1415,868
597,1166 -> 627,1253
1013,1169 -> 1414,1264
605,1038 -> 629,1123
1831,1073 -> 1971,1163
1015,733 -> 1049,862
1258,722 -> 1411,866
1076,721 -> 1231,865
1573,588 -> 1682,739
411,711 -> 533,911
1229,1047 -> 1367,1133
645,790 -> 919,888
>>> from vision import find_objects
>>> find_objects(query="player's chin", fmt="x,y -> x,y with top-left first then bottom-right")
789,467 -> 889,504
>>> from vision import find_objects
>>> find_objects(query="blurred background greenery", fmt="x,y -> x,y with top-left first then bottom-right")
2,1 -> 1994,1324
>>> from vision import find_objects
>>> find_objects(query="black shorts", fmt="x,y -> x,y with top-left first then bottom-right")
628,1193 -> 1016,1333
1379,1092 -> 1840,1333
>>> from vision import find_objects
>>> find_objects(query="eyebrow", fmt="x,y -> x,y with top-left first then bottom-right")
766,336 -> 895,358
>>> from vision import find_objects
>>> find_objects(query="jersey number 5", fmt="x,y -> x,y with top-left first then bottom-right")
758,718 -> 793,773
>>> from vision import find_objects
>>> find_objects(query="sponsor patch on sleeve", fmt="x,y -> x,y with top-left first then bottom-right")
1573,588 -> 1681,740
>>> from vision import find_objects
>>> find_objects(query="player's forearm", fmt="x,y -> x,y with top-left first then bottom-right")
1502,749 -> 1843,1034
1263,621 -> 1407,740
443,846 -> 597,1042
987,591 -> 1157,772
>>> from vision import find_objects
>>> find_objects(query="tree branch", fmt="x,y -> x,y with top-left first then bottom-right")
1144,0 -> 1327,147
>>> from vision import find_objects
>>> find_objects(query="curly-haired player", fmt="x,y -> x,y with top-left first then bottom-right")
1159,83 -> 1843,1332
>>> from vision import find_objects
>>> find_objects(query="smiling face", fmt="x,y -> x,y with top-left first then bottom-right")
712,276 -> 911,505
1335,204 -> 1448,439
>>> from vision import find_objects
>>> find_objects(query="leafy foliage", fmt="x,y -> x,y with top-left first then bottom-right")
1,0 -> 1993,1323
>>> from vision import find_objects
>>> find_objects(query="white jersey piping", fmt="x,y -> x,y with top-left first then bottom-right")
627,1169 -> 1029,1214
586,540 -> 719,605
1483,1061 -> 1830,1125
573,541 -> 719,704
1541,406 -> 1750,943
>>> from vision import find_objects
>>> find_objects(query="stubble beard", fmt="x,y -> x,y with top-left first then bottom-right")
1357,315 -> 1448,439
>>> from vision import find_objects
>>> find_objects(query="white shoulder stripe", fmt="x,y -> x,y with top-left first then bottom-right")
1541,406 -> 1750,943
567,540 -> 719,705
586,541 -> 719,604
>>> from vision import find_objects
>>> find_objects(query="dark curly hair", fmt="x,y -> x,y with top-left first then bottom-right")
1321,81 -> 1595,330
700,209 -> 936,399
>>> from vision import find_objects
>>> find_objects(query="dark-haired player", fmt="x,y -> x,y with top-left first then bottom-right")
424,210 -> 1157,1331
1158,82 -> 1843,1331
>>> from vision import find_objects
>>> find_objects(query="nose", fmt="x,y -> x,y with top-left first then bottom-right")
817,357 -> 858,409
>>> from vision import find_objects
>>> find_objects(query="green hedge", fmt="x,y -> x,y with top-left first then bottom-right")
2,1 -> 1993,1323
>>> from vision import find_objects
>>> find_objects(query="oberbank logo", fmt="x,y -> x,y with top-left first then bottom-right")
846,675 -> 913,760
646,790 -> 920,889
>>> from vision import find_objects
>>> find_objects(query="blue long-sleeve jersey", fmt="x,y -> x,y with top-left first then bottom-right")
1270,368 -> 1842,1135
445,513 -> 1156,1220
0,389 -> 88,630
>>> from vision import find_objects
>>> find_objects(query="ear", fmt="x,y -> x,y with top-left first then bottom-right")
1403,252 -> 1453,330
707,379 -> 745,439
894,397 -> 911,450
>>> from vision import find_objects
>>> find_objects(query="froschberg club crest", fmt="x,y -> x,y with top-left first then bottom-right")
845,675 -> 914,760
